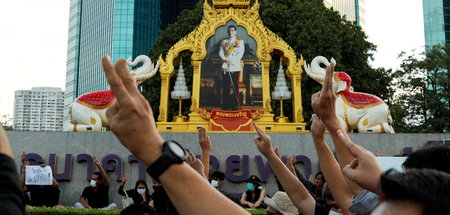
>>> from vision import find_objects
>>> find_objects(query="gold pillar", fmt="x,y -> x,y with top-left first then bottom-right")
158,74 -> 171,122
188,60 -> 205,122
258,61 -> 274,122
290,72 -> 303,123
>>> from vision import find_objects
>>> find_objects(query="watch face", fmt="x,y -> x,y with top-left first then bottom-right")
168,141 -> 186,158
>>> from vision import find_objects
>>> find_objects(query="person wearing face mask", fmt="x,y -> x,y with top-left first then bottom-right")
74,155 -> 117,209
240,175 -> 266,209
210,171 -> 225,191
118,173 -> 151,206
209,170 -> 239,204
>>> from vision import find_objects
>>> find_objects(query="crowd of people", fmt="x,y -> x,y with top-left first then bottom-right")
0,56 -> 449,215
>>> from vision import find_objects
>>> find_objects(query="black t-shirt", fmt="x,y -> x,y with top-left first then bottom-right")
152,186 -> 179,215
26,185 -> 60,207
81,185 -> 110,208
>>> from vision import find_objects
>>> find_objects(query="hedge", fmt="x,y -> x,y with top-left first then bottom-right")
25,207 -> 267,215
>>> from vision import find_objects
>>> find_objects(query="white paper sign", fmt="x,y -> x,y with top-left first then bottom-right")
25,166 -> 53,185
376,157 -> 407,172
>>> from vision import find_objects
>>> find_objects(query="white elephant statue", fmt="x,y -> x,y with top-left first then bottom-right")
304,56 -> 394,133
66,55 -> 159,132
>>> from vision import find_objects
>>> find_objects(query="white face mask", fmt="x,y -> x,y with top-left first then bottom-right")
328,210 -> 343,215
211,180 -> 219,188
137,188 -> 146,194
90,179 -> 97,188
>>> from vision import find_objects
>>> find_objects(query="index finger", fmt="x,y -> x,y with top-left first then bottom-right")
102,56 -> 132,106
322,62 -> 335,92
253,122 -> 265,136
199,127 -> 205,138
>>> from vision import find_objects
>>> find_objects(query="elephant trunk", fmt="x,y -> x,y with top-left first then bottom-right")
126,55 -> 158,85
304,56 -> 336,83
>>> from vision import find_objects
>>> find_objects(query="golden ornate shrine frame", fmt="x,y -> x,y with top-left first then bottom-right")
157,0 -> 307,133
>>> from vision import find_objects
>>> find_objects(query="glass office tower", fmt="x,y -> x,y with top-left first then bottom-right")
423,0 -> 450,47
64,0 -> 160,127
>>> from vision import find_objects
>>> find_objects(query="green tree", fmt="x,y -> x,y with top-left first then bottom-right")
143,0 -> 393,123
142,1 -> 204,121
392,44 -> 450,133
259,0 -> 392,122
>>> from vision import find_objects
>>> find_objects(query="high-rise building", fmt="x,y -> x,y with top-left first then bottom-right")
13,87 -> 64,131
423,0 -> 450,47
323,0 -> 366,30
64,0 -> 161,127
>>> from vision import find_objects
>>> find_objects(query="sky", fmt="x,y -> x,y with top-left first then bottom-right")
0,0 -> 425,119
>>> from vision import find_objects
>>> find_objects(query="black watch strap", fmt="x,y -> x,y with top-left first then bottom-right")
146,140 -> 186,179
147,153 -> 173,179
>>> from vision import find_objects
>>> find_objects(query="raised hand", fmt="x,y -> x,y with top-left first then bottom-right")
253,122 -> 274,158
186,151 -> 207,180
310,114 -> 326,138
21,152 -> 29,166
286,155 -> 297,177
198,127 -> 212,153
122,173 -> 128,184
311,62 -> 337,123
93,155 -> 101,167
339,130 -> 383,194
102,56 -> 164,166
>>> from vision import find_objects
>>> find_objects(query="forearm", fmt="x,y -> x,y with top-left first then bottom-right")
118,185 -> 125,195
266,153 -> 315,215
159,163 -> 249,215
201,151 -> 210,178
97,164 -> 109,186
323,118 -> 363,195
80,198 -> 91,209
254,190 -> 265,207
312,134 -> 353,215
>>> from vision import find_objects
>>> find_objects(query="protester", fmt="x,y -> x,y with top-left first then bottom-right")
20,155 -> 63,208
264,191 -> 299,215
240,175 -> 266,209
74,155 -> 117,209
118,173 -> 151,205
371,169 -> 450,215
150,178 -> 179,215
402,145 -> 450,173
0,125 -> 25,215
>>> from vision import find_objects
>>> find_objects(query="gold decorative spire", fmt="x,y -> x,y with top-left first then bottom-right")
213,0 -> 250,9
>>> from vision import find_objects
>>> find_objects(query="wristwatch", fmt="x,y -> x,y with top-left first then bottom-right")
147,140 -> 188,179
